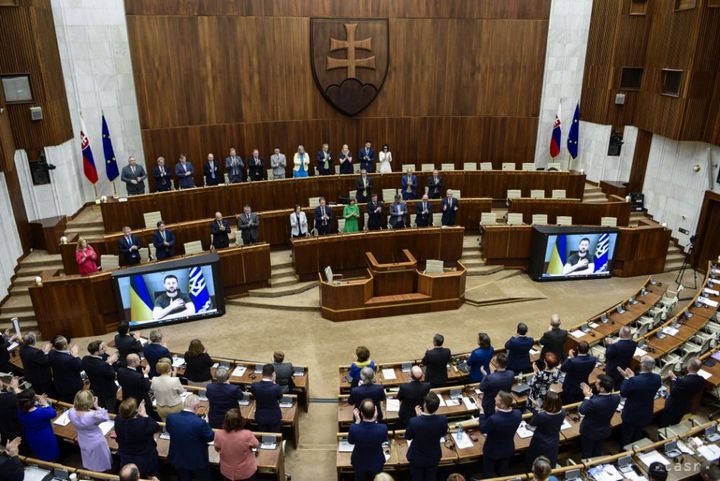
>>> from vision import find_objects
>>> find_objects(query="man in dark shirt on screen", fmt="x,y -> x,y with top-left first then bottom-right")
563,237 -> 595,275
152,275 -> 195,320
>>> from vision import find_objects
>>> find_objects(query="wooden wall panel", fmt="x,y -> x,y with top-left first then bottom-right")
627,128 -> 652,193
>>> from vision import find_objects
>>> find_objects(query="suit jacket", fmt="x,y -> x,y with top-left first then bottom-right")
355,176 -> 372,202
505,335 -> 534,373
238,212 -> 260,244
427,176 -> 442,198
348,421 -> 388,473
203,160 -> 221,186
151,229 -> 175,260
366,201 -> 385,230
247,156 -> 265,181
225,155 -> 245,182
316,150 -> 333,175
314,205 -> 334,229
206,382 -> 245,429
389,201 -> 407,228
620,372 -> 661,426
0,453 -> 23,481
175,161 -> 195,189
19,345 -> 52,389
251,380 -> 283,426
117,366 -> 151,404
48,350 -> 83,401
401,174 -> 417,197
605,339 -> 637,382
290,211 -> 308,237
349,384 -> 387,421
441,197 -> 459,226
480,409 -> 522,459
153,165 -> 172,191
81,355 -> 117,403
560,355 -> 597,403
166,410 -> 215,470
121,164 -> 146,195
273,362 -> 295,393
406,414 -> 449,467
397,380 -> 431,427
479,370 -> 515,415
358,147 -> 376,173
143,343 -> 172,378
118,234 -> 142,266
664,373 -> 706,421
415,201 -> 433,227
210,219 -> 231,248
113,334 -> 143,365
579,393 -> 621,440
0,390 -> 22,442
422,347 -> 452,387
539,328 -> 568,361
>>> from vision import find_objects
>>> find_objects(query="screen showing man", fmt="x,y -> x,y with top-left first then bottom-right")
540,231 -> 617,280
563,237 -> 595,276
153,274 -> 195,320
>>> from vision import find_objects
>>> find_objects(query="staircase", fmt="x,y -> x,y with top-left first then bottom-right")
626,210 -> 686,273
243,250 -> 318,298
64,205 -> 105,241
583,184 -> 608,203
463,235 -> 503,276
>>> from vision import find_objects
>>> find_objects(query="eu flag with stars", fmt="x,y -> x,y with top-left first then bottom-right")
102,114 -> 119,181
188,267 -> 213,313
567,103 -> 580,159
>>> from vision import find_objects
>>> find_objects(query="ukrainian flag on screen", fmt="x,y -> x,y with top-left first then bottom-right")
130,274 -> 153,322
546,235 -> 566,275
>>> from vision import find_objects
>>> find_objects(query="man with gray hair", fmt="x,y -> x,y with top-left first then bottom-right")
143,329 -> 171,378
205,367 -> 244,429
661,357 -> 706,427
397,365 -> 431,427
167,393 -> 214,481
349,366 -> 387,421
539,313 -> 568,364
618,355 -> 661,447
605,326 -> 637,389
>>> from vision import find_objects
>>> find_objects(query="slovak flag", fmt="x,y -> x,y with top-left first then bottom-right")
550,103 -> 562,158
80,117 -> 99,184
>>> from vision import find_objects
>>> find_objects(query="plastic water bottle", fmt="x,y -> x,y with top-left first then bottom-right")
455,423 -> 463,440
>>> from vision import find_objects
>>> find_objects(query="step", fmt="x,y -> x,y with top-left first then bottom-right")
66,219 -> 104,228
461,251 -> 484,260
16,265 -> 63,277
226,297 -> 320,312
463,236 -> 480,248
460,258 -> 487,267
247,281 -> 319,298
270,250 -> 293,268
13,276 -> 39,288
365,292 -> 431,305
269,276 -> 299,288
270,266 -> 296,279
19,257 -> 63,269
466,265 -> 504,276
666,252 -> 685,262
0,311 -> 36,325
0,295 -> 33,314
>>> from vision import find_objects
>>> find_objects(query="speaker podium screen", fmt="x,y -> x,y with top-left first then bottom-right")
112,253 -> 224,328
528,226 -> 619,281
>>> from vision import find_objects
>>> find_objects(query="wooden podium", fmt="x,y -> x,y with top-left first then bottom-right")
318,250 -> 466,322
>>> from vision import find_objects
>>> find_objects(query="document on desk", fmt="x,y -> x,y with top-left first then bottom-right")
444,398 -> 460,407
704,287 -> 720,296
697,444 -> 720,461
338,439 -> 354,452
661,326 -> 679,336
698,369 -> 713,380
23,466 -> 52,481
99,420 -> 114,436
638,450 -> 670,467
437,396 -> 446,407
381,368 -> 397,380
451,431 -> 474,449
634,347 -> 647,357
560,419 -> 573,430
172,356 -> 185,368
570,329 -> 586,339
516,422 -> 535,439
232,366 -> 247,377
588,464 -> 623,481
386,399 -> 400,412
699,297 -> 719,308
53,410 -> 70,426
462,396 -> 476,410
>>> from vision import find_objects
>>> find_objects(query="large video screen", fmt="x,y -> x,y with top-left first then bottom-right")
112,253 -> 225,329
528,226 -> 619,281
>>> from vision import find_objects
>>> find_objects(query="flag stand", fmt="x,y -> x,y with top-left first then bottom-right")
92,183 -> 98,201
112,180 -> 117,198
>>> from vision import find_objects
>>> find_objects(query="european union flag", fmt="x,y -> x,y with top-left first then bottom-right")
129,274 -> 153,323
102,114 -> 119,181
594,233 -> 610,272
567,103 -> 581,159
188,267 -> 212,313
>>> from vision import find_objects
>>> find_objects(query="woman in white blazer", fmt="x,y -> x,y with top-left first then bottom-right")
378,144 -> 393,173
290,205 -> 309,238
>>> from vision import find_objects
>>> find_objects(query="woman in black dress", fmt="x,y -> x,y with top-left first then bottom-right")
183,339 -> 213,388
114,397 -> 160,478
525,390 -> 565,470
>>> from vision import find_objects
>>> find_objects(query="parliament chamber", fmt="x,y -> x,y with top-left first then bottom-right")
2,1 -> 720,481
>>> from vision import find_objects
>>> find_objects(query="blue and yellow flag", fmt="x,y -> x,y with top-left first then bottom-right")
546,235 -> 567,275
130,274 -> 153,322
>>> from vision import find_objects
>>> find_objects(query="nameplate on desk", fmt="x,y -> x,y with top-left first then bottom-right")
699,297 -> 719,308
704,287 -> 720,297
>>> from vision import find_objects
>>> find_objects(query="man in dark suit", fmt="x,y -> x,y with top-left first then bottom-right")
539,314 -> 568,364
389,194 -> 408,229
661,357 -> 706,426
356,170 -> 372,203
479,352 -> 515,415
151,221 -> 175,260
316,144 -> 333,176
578,374 -> 621,459
314,197 -> 333,235
427,170 -> 443,199
237,204 -> 260,245
0,378 -> 22,445
202,153 -> 220,186
619,356 -> 661,448
118,226 -> 142,266
348,398 -> 388,481
479,390 -> 522,477
0,437 -> 23,481
605,326 -> 637,389
143,329 -> 171,378
406,392 -> 449,481
167,394 -> 215,481
48,336 -> 83,403
210,211 -> 231,249
367,194 -> 385,230
397,365 -> 431,427
560,341 -> 597,404
359,141 -> 376,173
81,340 -> 118,412
415,194 -> 433,227
225,148 -> 244,183
272,351 -> 295,394
113,322 -> 143,367
441,190 -> 459,226
19,332 -> 54,396
401,168 -> 418,200
153,156 -> 172,192
348,367 -> 387,422
422,334 -> 452,388
251,364 -> 283,432
505,322 -> 534,374
247,149 -> 265,181
120,156 -> 147,195
175,154 -> 195,189
206,367 -> 244,429
117,354 -> 152,406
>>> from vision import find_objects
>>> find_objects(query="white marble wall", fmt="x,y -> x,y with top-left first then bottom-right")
574,122 -> 636,183
0,174 -> 24,300
533,0 -> 594,167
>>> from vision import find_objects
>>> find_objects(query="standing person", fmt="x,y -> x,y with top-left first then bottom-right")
505,322 -> 534,374
293,145 -> 310,178
348,399 -> 388,481
401,168 -> 417,200
314,197 -> 333,235
19,332 -> 53,396
206,368 -> 245,429
441,190 -> 459,226
237,205 -> 260,245
0,436 -> 22,481
366,194 -> 385,230
203,153 -> 220,186
166,394 -> 215,481
175,154 -> 195,189
339,144 -> 354,174
225,148 -> 244,184
113,322 -> 143,366
478,353 -> 514,415
150,360 -> 184,423
251,364 -> 283,433
421,334 -> 452,388
316,143 -> 333,176
359,141 -> 376,173
48,336 -> 83,403
479,391 -> 522,478
214,408 -> 259,481
356,169 -> 372,203
211,211 -> 232,250
604,326 -> 637,389
578,375 -> 621,459
151,221 -> 176,260
539,314 -> 568,364
290,205 -> 308,238
389,194 -> 408,229
343,197 -> 360,233
405,392 -> 448,481
427,170 -> 442,199
114,398 -> 160,478
349,346 -> 375,388
524,391 -> 565,469
661,357 -> 706,427
270,147 -> 287,180
183,339 -> 213,388
527,353 -> 561,411
618,356 -> 661,448
348,368 -> 387,422
378,144 -> 392,173
0,377 -> 22,446
68,390 -> 113,472
415,195 -> 433,227
75,238 -> 99,275
560,341 -> 597,404
397,366 -> 431,427
247,149 -> 265,181
143,329 -> 171,378
117,354 -> 152,408
467,333 -> 494,383
153,156 -> 172,191
272,351 -> 295,394
121,156 -> 147,195
16,389 -> 59,461
81,340 -> 119,413
118,226 -> 142,266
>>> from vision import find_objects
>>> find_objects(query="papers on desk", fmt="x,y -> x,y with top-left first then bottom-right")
661,326 -> 679,336
212,362 -> 219,368
6,341 -> 18,351
704,287 -> 720,296
232,366 -> 247,377
698,369 -> 713,380
338,439 -> 354,452
99,420 -> 114,436
634,347 -> 647,357
589,322 -> 599,329
570,329 -> 587,339
699,296 -> 719,308
180,391 -> 193,401
444,398 -> 460,407
588,464 -> 623,481
697,444 -> 720,461
451,431 -> 474,449
138,337 -> 148,345
381,368 -> 397,380
23,466 -> 52,481
561,418 -> 573,430
677,440 -> 695,455
516,421 -> 535,439
638,450 -> 670,468
462,396 -> 476,410
171,356 -> 185,368
386,399 -> 400,412
437,396 -> 446,407
529,348 -> 540,357
53,410 -> 70,426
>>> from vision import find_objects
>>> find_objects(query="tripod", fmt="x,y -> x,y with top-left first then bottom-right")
675,241 -> 699,291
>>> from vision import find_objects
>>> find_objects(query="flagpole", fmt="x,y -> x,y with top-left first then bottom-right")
112,180 -> 117,197
92,183 -> 98,200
